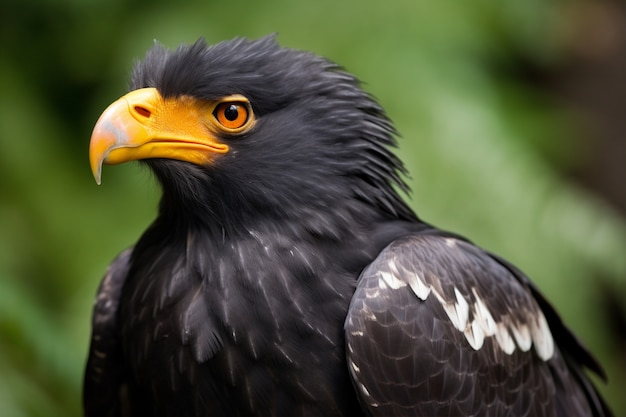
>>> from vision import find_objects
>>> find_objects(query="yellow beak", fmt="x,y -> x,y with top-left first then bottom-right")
89,88 -> 229,184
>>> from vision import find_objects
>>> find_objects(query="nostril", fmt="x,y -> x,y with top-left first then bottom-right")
134,105 -> 151,118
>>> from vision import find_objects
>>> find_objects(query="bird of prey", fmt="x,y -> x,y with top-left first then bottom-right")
84,35 -> 611,416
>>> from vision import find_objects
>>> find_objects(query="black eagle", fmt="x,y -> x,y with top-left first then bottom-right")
84,36 -> 611,416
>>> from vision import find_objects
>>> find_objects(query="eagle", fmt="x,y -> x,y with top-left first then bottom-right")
84,35 -> 611,416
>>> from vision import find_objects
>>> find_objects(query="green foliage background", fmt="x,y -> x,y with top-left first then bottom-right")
1,0 -> 625,415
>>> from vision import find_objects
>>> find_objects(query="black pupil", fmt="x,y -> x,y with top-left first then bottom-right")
224,104 -> 240,121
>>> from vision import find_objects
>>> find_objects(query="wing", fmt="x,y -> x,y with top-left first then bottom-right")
345,233 -> 610,417
83,248 -> 133,417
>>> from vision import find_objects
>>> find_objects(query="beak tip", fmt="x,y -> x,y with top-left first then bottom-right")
90,154 -> 104,185
92,163 -> 103,185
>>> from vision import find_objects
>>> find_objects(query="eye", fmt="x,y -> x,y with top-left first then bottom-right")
213,101 -> 250,130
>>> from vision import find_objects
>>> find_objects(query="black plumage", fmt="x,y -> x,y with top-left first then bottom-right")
84,36 -> 611,416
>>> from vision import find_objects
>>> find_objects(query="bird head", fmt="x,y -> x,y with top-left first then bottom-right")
90,36 -> 415,229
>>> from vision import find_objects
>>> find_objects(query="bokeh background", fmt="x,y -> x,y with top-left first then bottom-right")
1,0 -> 625,415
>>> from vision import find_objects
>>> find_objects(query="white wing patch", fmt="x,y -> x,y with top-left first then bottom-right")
381,257 -> 555,361
495,322 -> 516,355
379,270 -> 406,290
512,323 -> 532,352
530,311 -> 554,361
436,288 -> 469,334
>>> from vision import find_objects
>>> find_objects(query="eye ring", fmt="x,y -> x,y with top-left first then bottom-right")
213,101 -> 251,131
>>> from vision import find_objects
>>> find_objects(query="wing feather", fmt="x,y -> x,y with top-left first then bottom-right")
345,233 -> 609,416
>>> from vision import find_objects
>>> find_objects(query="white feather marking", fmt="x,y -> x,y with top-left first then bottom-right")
437,287 -> 469,332
511,323 -> 532,352
472,291 -> 497,336
495,322 -> 516,355
387,258 -> 400,275
531,312 -> 554,360
465,319 -> 486,350
377,277 -> 386,289
407,271 -> 431,300
453,288 -> 470,331
441,301 -> 460,330
426,285 -> 551,357
350,359 -> 360,374
379,270 -> 407,290
369,257 -> 555,360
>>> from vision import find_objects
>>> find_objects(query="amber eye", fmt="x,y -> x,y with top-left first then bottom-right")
213,102 -> 250,130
